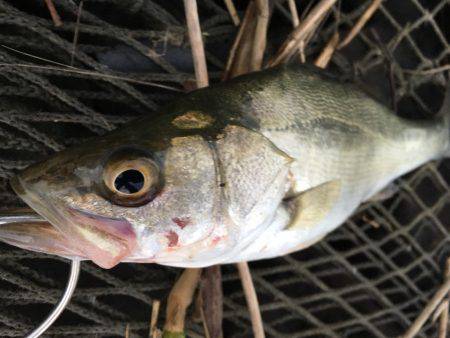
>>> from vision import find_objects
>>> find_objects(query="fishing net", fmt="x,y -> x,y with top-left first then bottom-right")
0,0 -> 449,337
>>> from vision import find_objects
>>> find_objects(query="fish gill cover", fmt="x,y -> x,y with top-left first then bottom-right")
0,0 -> 449,337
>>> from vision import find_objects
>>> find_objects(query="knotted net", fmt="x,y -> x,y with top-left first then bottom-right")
0,1 -> 449,337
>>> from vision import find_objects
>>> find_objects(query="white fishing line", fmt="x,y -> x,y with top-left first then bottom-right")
25,259 -> 80,338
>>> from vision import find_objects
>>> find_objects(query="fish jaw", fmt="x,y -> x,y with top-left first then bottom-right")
0,220 -> 85,259
10,175 -> 137,269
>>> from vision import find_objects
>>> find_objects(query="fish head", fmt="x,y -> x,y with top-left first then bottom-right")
8,119 -> 221,268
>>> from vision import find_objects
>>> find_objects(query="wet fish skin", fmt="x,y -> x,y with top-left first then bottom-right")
4,63 -> 450,268
168,64 -> 450,261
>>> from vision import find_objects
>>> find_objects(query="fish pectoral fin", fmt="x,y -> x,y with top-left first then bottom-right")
286,180 -> 341,230
364,182 -> 399,203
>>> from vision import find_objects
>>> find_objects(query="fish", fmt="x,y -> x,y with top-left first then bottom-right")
2,63 -> 449,269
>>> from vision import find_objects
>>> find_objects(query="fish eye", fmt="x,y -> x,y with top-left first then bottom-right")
101,151 -> 161,207
114,169 -> 145,194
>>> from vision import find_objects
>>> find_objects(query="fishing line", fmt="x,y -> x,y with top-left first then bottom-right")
25,259 -> 80,338
0,212 -> 80,338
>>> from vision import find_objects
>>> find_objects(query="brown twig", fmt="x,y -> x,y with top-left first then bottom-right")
225,5 -> 267,335
199,301 -> 210,338
185,0 -> 226,329
149,300 -> 161,338
438,259 -> 450,338
433,300 -> 449,323
224,0 -> 240,26
338,0 -> 382,49
287,0 -> 300,27
44,0 -> 62,27
298,40 -> 306,63
251,0 -> 269,71
402,275 -> 450,338
438,302 -> 449,338
432,301 -> 449,338
268,0 -> 337,67
362,214 -> 380,229
314,32 -> 339,68
163,5 -> 209,335
200,266 -> 223,338
70,0 -> 83,66
0,63 -> 182,91
125,323 -> 130,338
223,2 -> 257,80
287,0 -> 306,63
184,0 -> 209,88
237,262 -> 265,338
163,268 -> 202,335
222,8 -> 247,79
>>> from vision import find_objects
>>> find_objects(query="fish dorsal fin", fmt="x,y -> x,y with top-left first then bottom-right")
287,180 -> 341,230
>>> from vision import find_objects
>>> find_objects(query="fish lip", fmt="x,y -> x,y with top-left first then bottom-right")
0,220 -> 85,259
10,174 -> 136,269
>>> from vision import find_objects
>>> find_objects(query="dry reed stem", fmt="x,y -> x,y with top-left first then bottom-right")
298,40 -> 306,63
402,275 -> 450,338
432,301 -> 449,338
163,5 -> 209,335
268,0 -> 337,67
314,31 -> 339,68
200,265 -> 223,338
438,259 -> 450,338
287,0 -> 306,63
433,300 -> 449,323
164,269 -> 202,334
149,300 -> 161,338
438,302 -> 449,338
70,0 -> 83,66
223,2 -> 257,80
237,262 -> 265,338
224,0 -> 240,26
199,301 -> 210,338
222,4 -> 250,79
228,4 -> 267,336
0,63 -> 182,91
200,266 -> 223,338
184,0 -> 209,88
251,0 -> 269,70
44,0 -> 62,27
287,0 -> 300,26
338,0 -> 382,49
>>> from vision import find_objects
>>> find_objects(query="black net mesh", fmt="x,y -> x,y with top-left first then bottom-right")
0,0 -> 449,337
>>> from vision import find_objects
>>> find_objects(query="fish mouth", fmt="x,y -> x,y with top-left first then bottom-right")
9,175 -> 137,269
0,219 -> 84,258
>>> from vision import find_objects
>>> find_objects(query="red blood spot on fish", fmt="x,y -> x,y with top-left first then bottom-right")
211,236 -> 222,246
166,231 -> 179,247
172,217 -> 191,229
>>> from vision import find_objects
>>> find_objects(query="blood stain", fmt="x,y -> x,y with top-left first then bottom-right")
211,236 -> 222,246
172,217 -> 191,229
166,231 -> 179,247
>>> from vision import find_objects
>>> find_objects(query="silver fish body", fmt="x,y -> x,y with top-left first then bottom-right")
4,64 -> 450,268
